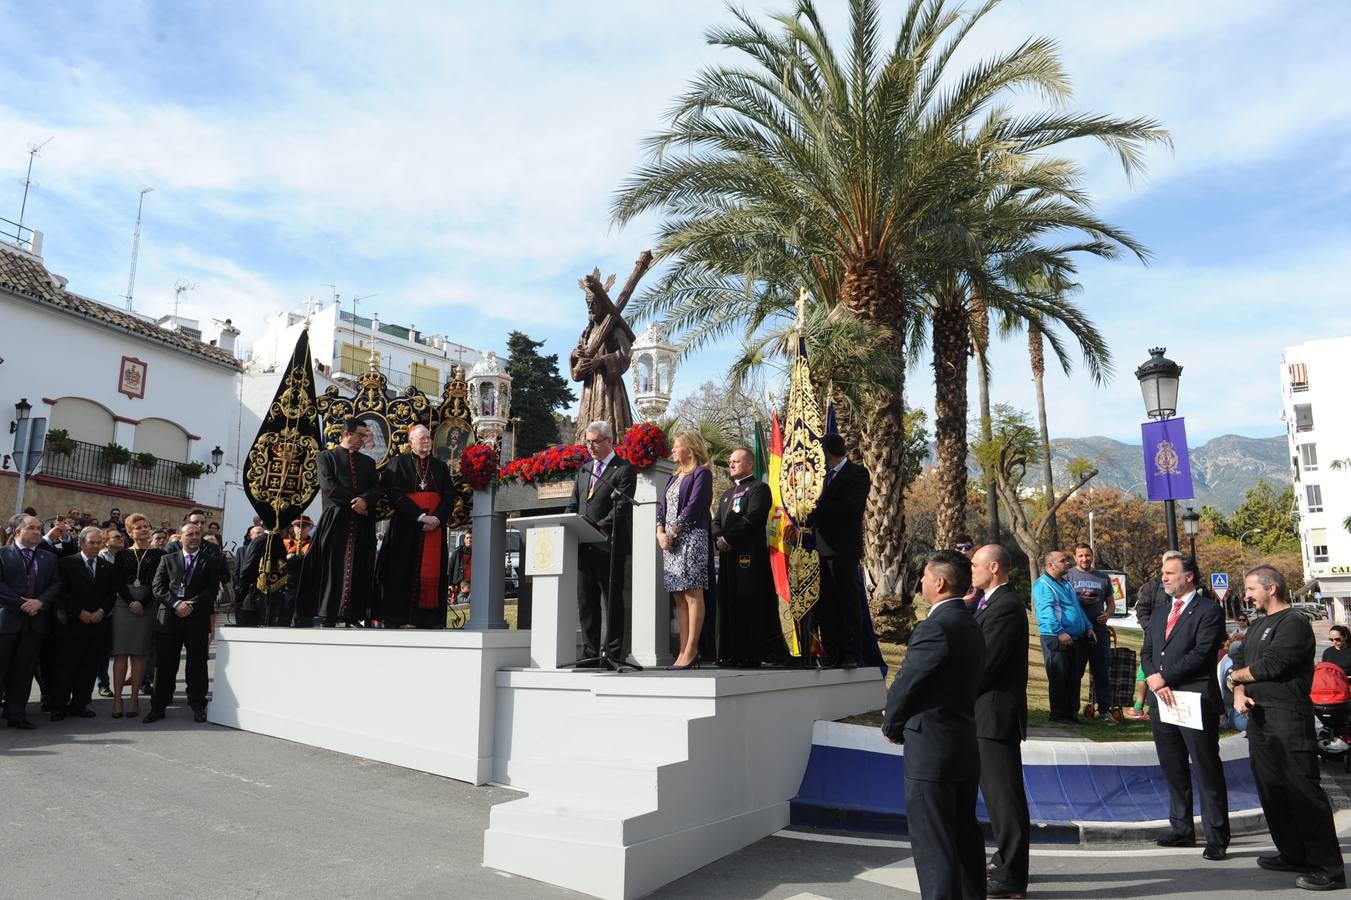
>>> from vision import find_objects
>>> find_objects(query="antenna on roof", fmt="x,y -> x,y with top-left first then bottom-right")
172,279 -> 197,321
16,137 -> 54,233
124,187 -> 154,311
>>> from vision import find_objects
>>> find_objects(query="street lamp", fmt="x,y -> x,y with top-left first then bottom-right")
1181,506 -> 1200,559
1135,347 -> 1184,552
10,397 -> 31,434
204,445 -> 225,473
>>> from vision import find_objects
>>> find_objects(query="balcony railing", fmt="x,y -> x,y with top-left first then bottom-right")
40,438 -> 196,500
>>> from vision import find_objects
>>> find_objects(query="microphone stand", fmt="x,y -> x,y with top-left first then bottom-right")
564,475 -> 653,673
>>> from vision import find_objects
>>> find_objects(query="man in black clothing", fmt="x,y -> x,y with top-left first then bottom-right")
147,522 -> 220,723
0,515 -> 61,728
1229,564 -> 1345,892
807,433 -> 869,667
49,527 -> 117,720
711,447 -> 784,667
971,543 -> 1030,898
303,419 -> 381,626
882,550 -> 984,900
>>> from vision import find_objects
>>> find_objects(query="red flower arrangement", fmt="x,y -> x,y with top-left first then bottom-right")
459,443 -> 500,490
499,443 -> 590,485
615,422 -> 670,470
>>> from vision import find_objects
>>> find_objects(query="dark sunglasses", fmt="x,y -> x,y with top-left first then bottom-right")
955,543 -> 974,551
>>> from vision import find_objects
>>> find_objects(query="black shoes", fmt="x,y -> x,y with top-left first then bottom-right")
1259,855 -> 1313,873
193,710 -> 208,723
1155,833 -> 1196,848
142,709 -> 165,724
986,879 -> 1027,898
1202,845 -> 1228,861
71,708 -> 96,718
1297,872 -> 1347,891
98,685 -> 114,698
49,711 -> 67,722
6,718 -> 36,730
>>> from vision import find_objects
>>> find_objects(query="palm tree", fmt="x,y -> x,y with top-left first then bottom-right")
1028,322 -> 1058,546
612,0 -> 1167,605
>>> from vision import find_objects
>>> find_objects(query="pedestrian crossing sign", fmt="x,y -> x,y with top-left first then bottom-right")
1211,572 -> 1228,601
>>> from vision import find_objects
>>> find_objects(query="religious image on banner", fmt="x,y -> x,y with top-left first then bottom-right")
1140,417 -> 1195,501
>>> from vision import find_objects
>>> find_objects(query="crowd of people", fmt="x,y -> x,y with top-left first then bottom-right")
884,545 -> 1347,897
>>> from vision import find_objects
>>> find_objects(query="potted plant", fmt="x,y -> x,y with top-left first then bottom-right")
133,451 -> 158,469
176,461 -> 207,479
102,442 -> 132,465
45,428 -> 75,456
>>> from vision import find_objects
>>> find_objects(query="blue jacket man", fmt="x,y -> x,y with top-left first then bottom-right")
1033,549 -> 1094,723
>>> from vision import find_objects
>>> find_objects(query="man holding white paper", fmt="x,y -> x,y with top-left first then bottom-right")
1140,554 -> 1230,860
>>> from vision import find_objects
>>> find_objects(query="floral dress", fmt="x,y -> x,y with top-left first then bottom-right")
663,474 -> 710,591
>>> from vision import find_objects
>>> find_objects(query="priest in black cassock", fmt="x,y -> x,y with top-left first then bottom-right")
301,418 -> 381,627
375,424 -> 456,628
711,447 -> 786,667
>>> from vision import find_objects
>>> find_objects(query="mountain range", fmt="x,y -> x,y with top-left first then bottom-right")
944,433 -> 1291,513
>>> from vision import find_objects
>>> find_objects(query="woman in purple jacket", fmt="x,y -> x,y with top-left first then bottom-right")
657,431 -> 713,669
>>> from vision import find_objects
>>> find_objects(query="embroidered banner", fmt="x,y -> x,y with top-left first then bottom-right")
1141,417 -> 1195,501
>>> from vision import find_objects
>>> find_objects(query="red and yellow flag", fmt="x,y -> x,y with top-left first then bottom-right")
766,413 -> 796,654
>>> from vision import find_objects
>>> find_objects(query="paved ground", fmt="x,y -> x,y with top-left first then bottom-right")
5,645 -> 1349,899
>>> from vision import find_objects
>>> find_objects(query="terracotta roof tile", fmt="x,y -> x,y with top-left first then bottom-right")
0,243 -> 241,368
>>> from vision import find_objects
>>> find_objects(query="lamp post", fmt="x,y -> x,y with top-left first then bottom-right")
1238,528 -> 1262,563
10,398 -> 45,515
204,445 -> 225,474
1181,506 -> 1200,559
1134,347 -> 1184,552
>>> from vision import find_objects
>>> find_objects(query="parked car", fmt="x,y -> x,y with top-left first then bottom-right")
1295,602 -> 1328,620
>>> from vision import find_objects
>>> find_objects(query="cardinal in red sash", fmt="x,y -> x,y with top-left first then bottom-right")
374,424 -> 456,628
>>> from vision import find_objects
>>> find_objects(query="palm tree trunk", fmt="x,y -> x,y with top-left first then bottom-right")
931,287 -> 968,549
843,258 -> 908,604
1029,325 -> 1059,547
970,291 -> 1000,544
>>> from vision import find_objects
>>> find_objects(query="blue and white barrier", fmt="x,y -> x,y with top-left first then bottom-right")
793,721 -> 1260,842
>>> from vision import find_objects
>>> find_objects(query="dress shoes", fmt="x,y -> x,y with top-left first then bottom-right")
7,718 -> 37,729
1155,833 -> 1196,848
572,659 -> 601,669
986,879 -> 1027,898
1259,855 -> 1313,873
1296,872 -> 1347,891
1202,846 -> 1228,861
70,708 -> 96,718
193,709 -> 208,723
142,709 -> 166,724
50,711 -> 67,722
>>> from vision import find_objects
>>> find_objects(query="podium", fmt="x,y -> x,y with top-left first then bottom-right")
513,513 -> 606,669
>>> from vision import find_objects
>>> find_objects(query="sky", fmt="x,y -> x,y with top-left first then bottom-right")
2,0 -> 1348,445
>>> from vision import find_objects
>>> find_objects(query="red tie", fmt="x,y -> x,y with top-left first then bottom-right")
1165,598 -> 1185,639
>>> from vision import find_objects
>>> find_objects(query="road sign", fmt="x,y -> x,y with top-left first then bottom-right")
1211,572 -> 1229,602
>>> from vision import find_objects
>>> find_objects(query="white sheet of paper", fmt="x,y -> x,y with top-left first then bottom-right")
1156,690 -> 1204,730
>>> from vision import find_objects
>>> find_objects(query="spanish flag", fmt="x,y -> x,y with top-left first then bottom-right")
765,413 -> 796,654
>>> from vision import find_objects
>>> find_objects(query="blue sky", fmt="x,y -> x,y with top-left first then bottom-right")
2,1 -> 1349,445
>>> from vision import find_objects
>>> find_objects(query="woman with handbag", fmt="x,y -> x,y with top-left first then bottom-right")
109,513 -> 163,719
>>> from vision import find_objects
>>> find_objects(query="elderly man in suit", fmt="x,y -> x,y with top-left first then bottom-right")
882,549 -> 985,900
146,521 -> 221,724
49,526 -> 118,720
1141,553 -> 1229,860
0,514 -> 61,728
972,543 -> 1031,898
808,433 -> 870,668
565,420 -> 637,666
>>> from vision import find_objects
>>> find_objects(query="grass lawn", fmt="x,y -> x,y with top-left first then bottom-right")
848,613 -> 1160,742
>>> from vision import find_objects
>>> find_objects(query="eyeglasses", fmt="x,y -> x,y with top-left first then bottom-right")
955,543 -> 973,551
1332,637 -> 1345,643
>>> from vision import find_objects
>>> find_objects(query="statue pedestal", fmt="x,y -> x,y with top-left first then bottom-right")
629,460 -> 673,667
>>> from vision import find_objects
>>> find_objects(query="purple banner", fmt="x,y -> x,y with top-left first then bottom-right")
1141,417 -> 1195,501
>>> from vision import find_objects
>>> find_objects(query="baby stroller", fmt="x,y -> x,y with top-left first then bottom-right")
1310,661 -> 1351,771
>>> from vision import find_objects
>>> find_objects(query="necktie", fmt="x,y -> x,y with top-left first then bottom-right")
185,553 -> 196,583
824,466 -> 836,488
87,557 -> 96,580
1165,598 -> 1185,639
588,460 -> 603,499
21,547 -> 35,594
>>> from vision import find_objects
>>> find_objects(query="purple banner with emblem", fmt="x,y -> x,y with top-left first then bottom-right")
1141,417 -> 1195,501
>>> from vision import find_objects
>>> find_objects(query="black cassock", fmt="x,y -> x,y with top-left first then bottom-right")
301,446 -> 381,624
374,453 -> 455,629
710,476 -> 787,666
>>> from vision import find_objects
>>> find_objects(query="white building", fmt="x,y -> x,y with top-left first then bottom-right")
247,299 -> 482,395
1282,337 -> 1351,621
0,234 -> 244,532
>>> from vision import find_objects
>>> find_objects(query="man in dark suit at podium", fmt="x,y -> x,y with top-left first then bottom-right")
566,420 -> 636,665
971,543 -> 1030,897
146,522 -> 221,724
882,549 -> 985,899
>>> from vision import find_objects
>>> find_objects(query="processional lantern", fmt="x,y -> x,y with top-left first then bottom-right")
631,323 -> 678,421
467,351 -> 511,448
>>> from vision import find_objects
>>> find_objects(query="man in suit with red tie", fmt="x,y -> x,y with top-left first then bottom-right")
0,514 -> 61,728
146,522 -> 221,724
1140,553 -> 1230,860
565,420 -> 636,666
808,434 -> 870,668
50,526 -> 118,720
